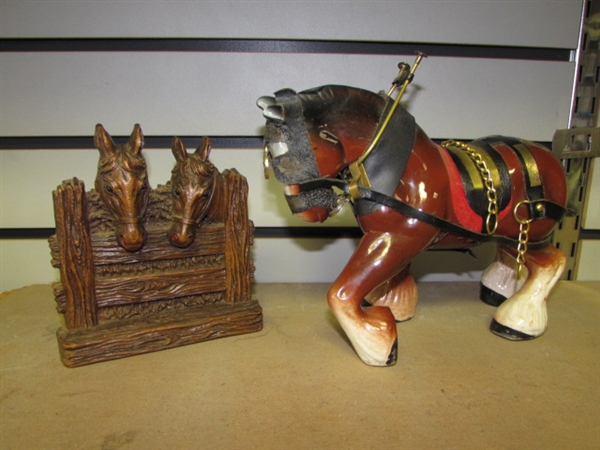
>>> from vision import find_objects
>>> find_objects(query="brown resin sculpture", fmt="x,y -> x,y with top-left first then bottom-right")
49,124 -> 261,367
258,56 -> 568,367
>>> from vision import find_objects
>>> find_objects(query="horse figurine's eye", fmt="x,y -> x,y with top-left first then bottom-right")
174,187 -> 182,197
104,184 -> 114,194
202,189 -> 211,198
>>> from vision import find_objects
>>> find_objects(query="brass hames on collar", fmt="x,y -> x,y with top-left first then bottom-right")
348,52 -> 427,200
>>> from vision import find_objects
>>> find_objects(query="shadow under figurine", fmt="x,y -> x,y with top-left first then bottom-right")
258,55 -> 568,367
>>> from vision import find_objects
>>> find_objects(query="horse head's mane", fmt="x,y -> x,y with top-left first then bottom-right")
171,153 -> 216,182
98,148 -> 147,175
297,85 -> 386,124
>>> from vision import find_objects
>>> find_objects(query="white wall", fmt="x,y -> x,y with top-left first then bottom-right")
1,0 -> 593,292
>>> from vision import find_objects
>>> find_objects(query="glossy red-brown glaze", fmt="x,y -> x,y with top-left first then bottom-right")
261,85 -> 567,365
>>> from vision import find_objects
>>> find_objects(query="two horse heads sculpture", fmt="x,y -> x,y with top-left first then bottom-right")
258,58 -> 568,366
94,125 -> 223,251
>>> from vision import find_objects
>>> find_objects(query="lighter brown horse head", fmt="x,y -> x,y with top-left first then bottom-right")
168,136 -> 219,248
94,124 -> 149,252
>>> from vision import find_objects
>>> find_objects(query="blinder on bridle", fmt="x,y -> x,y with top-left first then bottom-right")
259,88 -> 340,215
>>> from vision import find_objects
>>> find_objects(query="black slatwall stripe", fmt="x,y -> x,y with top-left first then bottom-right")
0,227 -> 363,240
0,136 -> 553,150
0,38 -> 571,61
0,136 -> 263,150
3,226 -> 598,240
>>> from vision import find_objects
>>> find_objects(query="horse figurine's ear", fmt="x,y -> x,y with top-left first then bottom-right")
94,124 -> 116,158
127,123 -> 144,155
195,136 -> 211,161
171,137 -> 189,163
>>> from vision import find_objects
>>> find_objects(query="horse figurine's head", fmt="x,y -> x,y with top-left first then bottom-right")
94,124 -> 149,252
168,136 -> 218,248
258,85 -> 385,222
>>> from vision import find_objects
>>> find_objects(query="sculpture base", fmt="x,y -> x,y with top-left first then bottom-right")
57,299 -> 263,367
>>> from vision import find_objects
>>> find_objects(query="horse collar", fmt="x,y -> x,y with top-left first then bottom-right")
352,100 -> 416,216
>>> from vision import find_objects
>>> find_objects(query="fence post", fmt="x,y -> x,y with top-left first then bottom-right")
53,178 -> 98,329
224,171 -> 252,304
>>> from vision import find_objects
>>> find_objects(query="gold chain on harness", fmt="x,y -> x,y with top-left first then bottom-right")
441,139 -> 499,235
513,200 -> 534,275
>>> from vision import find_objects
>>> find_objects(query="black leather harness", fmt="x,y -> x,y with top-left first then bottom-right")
268,87 -> 566,249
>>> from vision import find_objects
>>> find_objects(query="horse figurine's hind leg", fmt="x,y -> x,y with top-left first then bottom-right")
481,246 -> 526,307
486,243 -> 566,340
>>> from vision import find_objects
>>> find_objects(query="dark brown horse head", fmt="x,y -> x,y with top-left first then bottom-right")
168,136 -> 217,248
258,85 -> 385,222
94,123 -> 149,252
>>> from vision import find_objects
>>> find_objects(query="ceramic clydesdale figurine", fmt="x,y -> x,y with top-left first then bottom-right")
258,59 -> 567,367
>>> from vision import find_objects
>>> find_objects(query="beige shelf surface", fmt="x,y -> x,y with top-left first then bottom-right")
1,281 -> 598,449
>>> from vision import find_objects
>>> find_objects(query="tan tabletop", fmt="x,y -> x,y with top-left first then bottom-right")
1,281 -> 599,449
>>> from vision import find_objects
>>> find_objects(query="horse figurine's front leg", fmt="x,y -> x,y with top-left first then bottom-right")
327,212 -> 439,366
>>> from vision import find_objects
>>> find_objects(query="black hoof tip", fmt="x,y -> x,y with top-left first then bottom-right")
360,299 -> 372,308
386,339 -> 398,366
490,319 -> 536,341
480,284 -> 507,307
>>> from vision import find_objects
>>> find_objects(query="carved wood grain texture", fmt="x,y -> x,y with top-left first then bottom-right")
51,226 -> 226,267
94,267 -> 226,307
91,225 -> 226,265
57,299 -> 263,367
224,170 -> 252,304
52,178 -> 98,329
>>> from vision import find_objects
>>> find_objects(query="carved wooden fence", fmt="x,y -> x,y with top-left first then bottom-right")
49,171 -> 261,367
